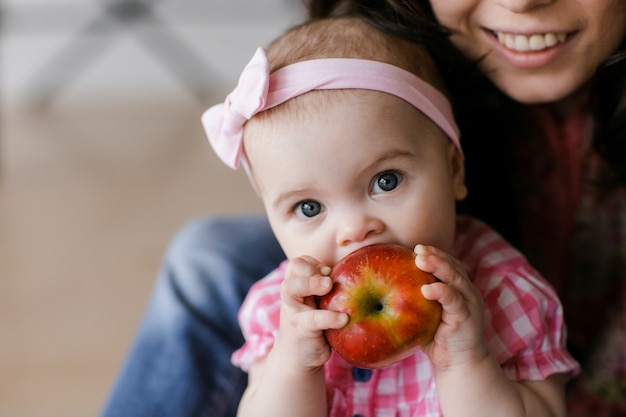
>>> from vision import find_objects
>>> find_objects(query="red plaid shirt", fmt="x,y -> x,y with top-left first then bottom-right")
232,215 -> 580,416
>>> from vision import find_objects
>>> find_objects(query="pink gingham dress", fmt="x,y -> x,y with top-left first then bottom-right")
232,215 -> 580,417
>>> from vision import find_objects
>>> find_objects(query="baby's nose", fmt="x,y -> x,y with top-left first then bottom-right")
336,213 -> 384,247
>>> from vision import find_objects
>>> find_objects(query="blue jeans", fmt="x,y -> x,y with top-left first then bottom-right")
99,215 -> 284,417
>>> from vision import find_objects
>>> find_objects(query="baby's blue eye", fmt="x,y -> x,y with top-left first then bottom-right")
296,200 -> 322,218
372,171 -> 402,193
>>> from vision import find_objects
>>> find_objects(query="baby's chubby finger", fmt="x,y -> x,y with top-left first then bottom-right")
287,256 -> 332,279
281,274 -> 333,301
300,309 -> 349,333
414,245 -> 482,319
283,256 -> 333,301
413,244 -> 464,285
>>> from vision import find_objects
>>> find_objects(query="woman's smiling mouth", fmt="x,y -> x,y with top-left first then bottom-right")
492,31 -> 570,52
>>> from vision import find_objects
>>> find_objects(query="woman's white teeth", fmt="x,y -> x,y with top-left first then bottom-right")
496,32 -> 568,52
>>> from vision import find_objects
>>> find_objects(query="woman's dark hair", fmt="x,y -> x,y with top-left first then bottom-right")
593,39 -> 626,184
305,0 -> 626,243
307,0 -> 471,79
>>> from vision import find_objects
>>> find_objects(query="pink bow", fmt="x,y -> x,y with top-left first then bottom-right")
201,48 -> 270,169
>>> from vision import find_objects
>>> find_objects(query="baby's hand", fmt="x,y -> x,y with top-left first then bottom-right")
275,256 -> 349,369
414,245 -> 488,370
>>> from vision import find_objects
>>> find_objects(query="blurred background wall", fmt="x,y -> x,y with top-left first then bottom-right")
0,1 -> 304,416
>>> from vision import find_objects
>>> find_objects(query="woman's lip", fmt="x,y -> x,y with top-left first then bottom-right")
482,28 -> 576,69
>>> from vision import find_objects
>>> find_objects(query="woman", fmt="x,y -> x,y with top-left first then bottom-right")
99,1 -> 626,416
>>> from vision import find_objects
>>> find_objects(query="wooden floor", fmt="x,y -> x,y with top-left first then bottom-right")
0,93 -> 263,417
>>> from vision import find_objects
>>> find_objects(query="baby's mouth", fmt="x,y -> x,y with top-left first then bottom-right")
492,30 -> 570,52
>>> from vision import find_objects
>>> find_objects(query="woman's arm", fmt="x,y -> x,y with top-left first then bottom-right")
101,216 -> 285,417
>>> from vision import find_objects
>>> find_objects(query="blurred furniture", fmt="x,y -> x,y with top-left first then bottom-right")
4,0 -> 216,107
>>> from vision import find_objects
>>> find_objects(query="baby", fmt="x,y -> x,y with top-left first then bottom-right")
203,16 -> 579,417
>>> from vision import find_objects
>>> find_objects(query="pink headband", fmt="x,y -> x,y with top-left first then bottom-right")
202,47 -> 461,171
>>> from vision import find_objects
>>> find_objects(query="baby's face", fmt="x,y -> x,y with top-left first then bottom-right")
245,90 -> 467,267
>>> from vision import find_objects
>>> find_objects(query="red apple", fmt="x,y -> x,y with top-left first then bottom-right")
318,243 -> 442,368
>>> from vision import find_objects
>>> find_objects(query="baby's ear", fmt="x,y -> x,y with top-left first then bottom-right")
448,143 -> 467,201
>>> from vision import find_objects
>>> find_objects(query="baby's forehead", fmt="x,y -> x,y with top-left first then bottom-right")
245,88 -> 448,155
243,83 -> 456,169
